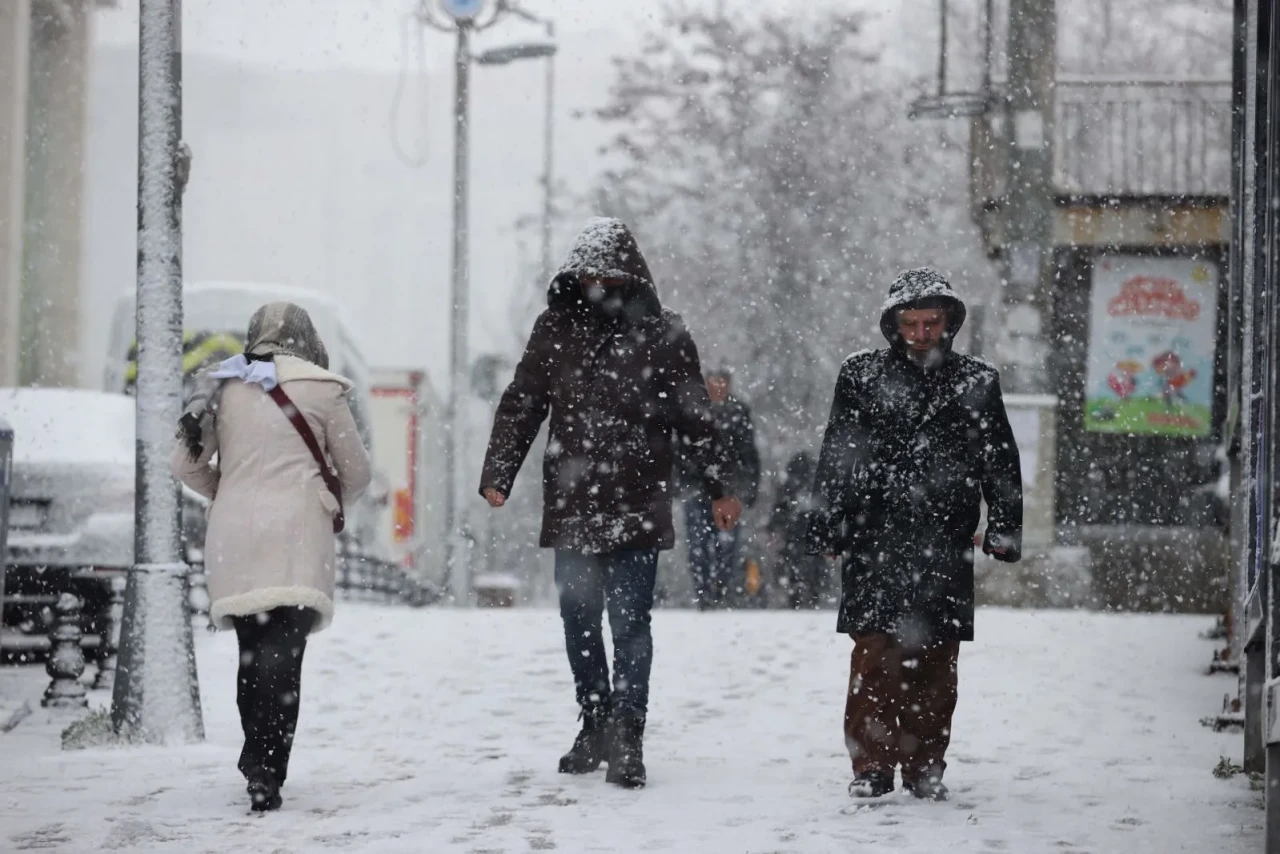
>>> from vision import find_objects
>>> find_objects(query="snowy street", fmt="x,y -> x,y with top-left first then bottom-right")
0,605 -> 1262,853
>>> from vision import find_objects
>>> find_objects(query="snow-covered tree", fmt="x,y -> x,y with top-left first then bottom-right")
585,5 -> 995,464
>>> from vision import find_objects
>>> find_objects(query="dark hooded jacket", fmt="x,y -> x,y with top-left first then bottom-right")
676,392 -> 761,507
806,269 -> 1022,642
768,451 -> 819,565
480,218 -> 728,553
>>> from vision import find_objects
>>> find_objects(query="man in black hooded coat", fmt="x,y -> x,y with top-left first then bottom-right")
480,217 -> 743,790
807,268 -> 1022,802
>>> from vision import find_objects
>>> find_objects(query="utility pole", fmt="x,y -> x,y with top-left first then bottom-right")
444,19 -> 472,604
540,20 -> 555,284
998,0 -> 1057,394
421,0 -> 531,605
111,0 -> 203,744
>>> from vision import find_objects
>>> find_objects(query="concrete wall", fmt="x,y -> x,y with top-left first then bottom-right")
20,0 -> 91,387
0,0 -> 31,388
0,0 -> 92,389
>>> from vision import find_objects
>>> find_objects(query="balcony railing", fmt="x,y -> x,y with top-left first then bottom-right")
1053,78 -> 1232,198
971,78 -> 1232,208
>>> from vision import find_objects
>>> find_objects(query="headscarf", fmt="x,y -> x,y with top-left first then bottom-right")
244,302 -> 330,368
177,302 -> 329,460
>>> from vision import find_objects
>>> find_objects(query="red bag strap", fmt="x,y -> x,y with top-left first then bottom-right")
267,385 -> 345,534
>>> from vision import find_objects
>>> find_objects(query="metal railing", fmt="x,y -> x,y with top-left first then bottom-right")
1053,79 -> 1232,198
334,539 -> 442,607
183,529 -> 442,615
970,79 -> 1233,212
185,544 -> 441,618
0,419 -> 10,648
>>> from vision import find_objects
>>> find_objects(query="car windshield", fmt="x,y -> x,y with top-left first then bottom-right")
0,389 -> 135,466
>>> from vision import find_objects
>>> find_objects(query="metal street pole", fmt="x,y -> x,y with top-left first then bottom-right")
443,21 -> 472,604
428,0 -> 540,605
998,0 -> 1056,395
540,21 -> 555,284
111,0 -> 203,743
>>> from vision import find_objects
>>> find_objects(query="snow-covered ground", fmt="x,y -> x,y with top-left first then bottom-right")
0,606 -> 1262,852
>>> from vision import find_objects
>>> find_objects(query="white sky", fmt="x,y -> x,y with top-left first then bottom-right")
81,1 -> 1230,389
93,0 -> 865,73
81,0 -> 932,390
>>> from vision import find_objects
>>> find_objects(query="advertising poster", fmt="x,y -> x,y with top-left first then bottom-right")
1084,255 -> 1218,437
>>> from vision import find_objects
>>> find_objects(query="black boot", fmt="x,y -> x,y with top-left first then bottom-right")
903,773 -> 949,802
848,770 -> 895,799
246,766 -> 282,812
606,715 -> 646,789
558,703 -> 612,774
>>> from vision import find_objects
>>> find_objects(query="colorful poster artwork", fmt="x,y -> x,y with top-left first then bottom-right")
1084,255 -> 1218,437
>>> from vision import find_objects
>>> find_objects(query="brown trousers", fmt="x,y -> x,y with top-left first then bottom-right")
844,632 -> 960,782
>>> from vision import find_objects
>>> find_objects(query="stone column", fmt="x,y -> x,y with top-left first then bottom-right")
0,0 -> 30,387
20,0 -> 91,387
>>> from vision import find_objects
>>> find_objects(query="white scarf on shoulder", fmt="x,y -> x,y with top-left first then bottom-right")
209,354 -> 278,391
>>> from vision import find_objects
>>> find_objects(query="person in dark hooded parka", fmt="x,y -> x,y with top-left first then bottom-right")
480,217 -> 743,790
807,268 -> 1022,802
768,450 -> 826,610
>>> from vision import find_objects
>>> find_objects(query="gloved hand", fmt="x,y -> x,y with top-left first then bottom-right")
982,531 -> 1021,563
177,412 -> 205,460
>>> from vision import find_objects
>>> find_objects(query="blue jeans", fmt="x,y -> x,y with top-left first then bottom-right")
555,549 -> 658,718
685,496 -> 739,610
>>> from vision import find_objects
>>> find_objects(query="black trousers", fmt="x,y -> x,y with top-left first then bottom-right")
232,606 -> 315,784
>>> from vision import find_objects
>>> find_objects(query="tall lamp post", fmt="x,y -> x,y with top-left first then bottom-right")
112,0 -> 203,743
417,0 -> 536,604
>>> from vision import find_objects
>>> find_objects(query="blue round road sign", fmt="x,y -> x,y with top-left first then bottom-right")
441,0 -> 486,21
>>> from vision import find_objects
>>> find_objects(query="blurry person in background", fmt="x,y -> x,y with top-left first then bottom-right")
767,450 -> 827,609
480,217 -> 742,790
807,269 -> 1022,803
172,302 -> 371,812
677,368 -> 760,610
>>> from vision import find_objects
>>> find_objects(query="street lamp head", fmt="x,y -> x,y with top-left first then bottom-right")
439,0 -> 488,22
474,42 -> 558,65
417,0 -> 548,35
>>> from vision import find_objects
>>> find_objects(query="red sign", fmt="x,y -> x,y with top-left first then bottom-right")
1106,275 -> 1201,321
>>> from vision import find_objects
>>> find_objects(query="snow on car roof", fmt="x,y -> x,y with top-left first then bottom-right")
0,388 -> 135,466
185,280 -> 342,312
109,280 -> 348,358
104,280 -> 361,394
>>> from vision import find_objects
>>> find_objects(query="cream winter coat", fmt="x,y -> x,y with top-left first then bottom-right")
172,355 -> 372,633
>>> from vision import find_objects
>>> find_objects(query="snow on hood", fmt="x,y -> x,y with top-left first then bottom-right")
551,217 -> 654,288
546,217 -> 662,319
0,388 -> 135,467
878,267 -> 968,348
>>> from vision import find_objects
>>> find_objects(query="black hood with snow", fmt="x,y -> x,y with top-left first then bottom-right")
547,217 -> 662,322
878,268 -> 967,352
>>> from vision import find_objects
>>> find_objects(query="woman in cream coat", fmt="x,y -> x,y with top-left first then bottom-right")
173,302 -> 371,811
